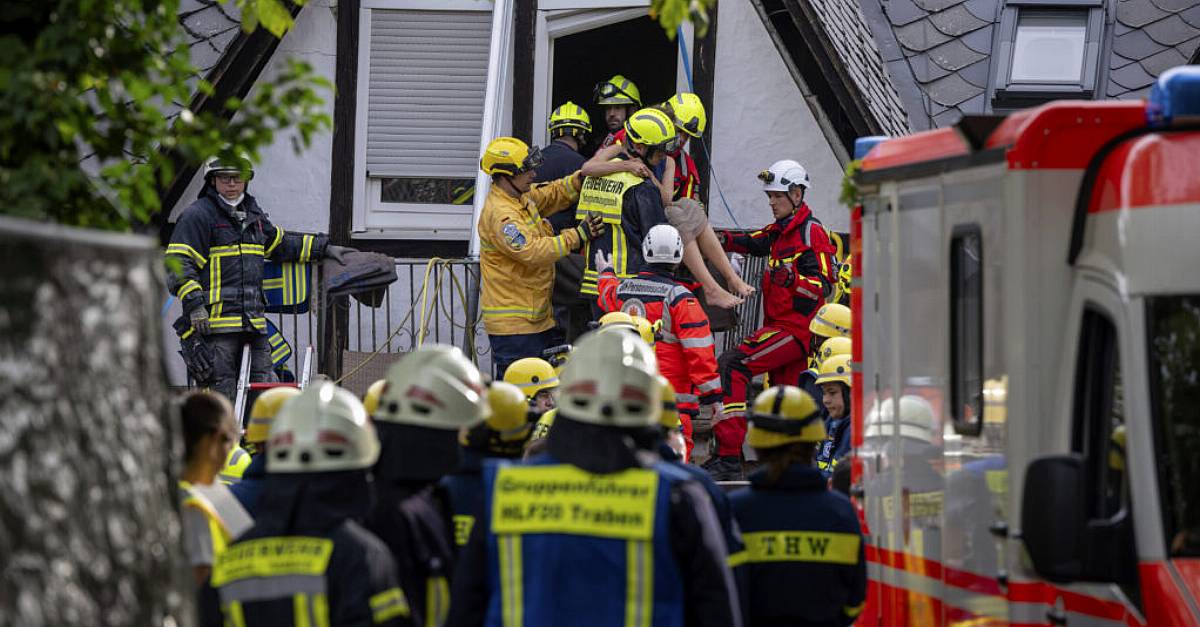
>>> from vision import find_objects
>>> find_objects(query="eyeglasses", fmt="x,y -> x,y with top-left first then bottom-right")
214,174 -> 244,185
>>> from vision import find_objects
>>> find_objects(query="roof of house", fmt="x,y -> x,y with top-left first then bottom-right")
855,0 -> 1200,129
171,0 -> 243,118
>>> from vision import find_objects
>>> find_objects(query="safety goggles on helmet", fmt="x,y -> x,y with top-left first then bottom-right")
519,145 -> 544,173
757,169 -> 804,188
593,81 -> 638,105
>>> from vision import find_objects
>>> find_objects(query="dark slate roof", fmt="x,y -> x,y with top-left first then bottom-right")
1108,0 -> 1200,99
804,0 -> 913,137
860,0 -> 1000,129
169,0 -> 243,117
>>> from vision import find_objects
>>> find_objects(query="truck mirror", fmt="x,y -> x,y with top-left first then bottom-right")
1021,454 -> 1137,585
1021,455 -> 1087,582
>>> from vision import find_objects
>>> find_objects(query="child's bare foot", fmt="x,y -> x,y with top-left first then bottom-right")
705,287 -> 744,310
728,276 -> 757,298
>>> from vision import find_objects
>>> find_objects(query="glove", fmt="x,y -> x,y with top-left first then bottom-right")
325,244 -> 356,264
769,265 -> 795,287
189,306 -> 211,335
180,334 -> 215,384
594,248 -> 614,274
694,402 -> 724,434
575,213 -> 605,243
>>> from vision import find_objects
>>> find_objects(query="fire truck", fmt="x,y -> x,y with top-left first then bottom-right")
848,66 -> 1200,625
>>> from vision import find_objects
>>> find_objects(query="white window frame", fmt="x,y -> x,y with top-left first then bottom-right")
531,1 -> 694,149
353,0 -> 497,241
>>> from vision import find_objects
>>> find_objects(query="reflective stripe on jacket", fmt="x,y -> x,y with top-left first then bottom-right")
166,186 -> 327,335
479,174 -> 582,335
576,159 -> 668,296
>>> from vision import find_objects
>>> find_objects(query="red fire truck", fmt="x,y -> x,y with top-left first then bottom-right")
849,66 -> 1200,625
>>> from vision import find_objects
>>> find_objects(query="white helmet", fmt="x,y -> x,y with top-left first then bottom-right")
758,159 -> 809,192
267,382 -> 380,473
864,395 -> 935,443
376,344 -> 489,430
643,223 -> 684,265
557,330 -> 661,428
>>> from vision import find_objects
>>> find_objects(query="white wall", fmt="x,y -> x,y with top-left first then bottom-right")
708,0 -> 848,233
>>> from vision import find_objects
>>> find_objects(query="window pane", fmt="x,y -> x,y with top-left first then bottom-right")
950,228 -> 983,435
1010,11 -> 1087,83
1146,295 -> 1200,558
380,178 -> 474,205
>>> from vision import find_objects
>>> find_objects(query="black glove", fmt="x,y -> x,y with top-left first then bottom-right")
189,306 -> 211,335
575,213 -> 605,243
769,265 -> 795,287
180,334 -> 215,384
325,244 -> 356,263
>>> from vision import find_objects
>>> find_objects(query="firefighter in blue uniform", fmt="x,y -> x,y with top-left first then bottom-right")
446,329 -> 742,627
442,381 -> 533,558
166,155 -> 354,400
203,382 -> 412,626
366,345 -> 489,627
729,385 -> 867,626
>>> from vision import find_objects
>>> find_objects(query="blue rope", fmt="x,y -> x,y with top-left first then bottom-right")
676,26 -> 743,231
162,294 -> 175,317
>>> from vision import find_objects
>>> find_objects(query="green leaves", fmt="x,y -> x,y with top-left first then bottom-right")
0,0 -> 329,232
649,0 -> 714,39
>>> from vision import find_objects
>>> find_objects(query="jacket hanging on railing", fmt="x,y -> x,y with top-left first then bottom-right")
262,260 -> 313,314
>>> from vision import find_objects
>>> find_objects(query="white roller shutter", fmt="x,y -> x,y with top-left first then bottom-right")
366,9 -> 491,178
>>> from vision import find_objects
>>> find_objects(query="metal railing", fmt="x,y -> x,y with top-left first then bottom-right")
265,254 -> 769,394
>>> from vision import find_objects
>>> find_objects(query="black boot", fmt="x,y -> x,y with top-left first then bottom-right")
702,455 -> 744,481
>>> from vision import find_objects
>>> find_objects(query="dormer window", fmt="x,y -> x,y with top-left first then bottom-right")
992,0 -> 1103,109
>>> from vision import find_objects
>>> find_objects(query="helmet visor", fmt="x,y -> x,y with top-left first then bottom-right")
521,145 -> 544,173
676,116 -> 702,136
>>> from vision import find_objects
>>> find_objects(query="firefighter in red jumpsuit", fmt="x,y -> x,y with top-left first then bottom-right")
595,223 -> 723,462
706,160 -> 837,480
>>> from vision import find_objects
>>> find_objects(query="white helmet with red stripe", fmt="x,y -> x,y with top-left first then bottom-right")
376,344 -> 490,430
558,329 -> 661,428
267,382 -> 380,473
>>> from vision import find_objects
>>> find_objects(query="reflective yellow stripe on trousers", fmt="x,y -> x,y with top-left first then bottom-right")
625,540 -> 652,627
498,535 -> 523,627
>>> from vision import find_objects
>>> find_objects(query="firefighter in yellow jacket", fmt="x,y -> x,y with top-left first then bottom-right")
478,136 -> 604,378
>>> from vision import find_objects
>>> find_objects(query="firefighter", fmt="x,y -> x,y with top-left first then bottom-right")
166,155 -> 354,401
810,302 -> 852,350
729,385 -> 867,626
203,382 -> 411,627
709,159 -> 838,481
502,357 -> 558,415
799,335 -> 851,409
593,74 -> 642,149
596,223 -> 723,463
178,390 -> 253,587
478,137 -> 605,378
230,386 -> 301,515
576,108 -> 676,313
446,330 -> 742,627
442,381 -> 532,557
366,345 -> 489,627
814,354 -> 853,478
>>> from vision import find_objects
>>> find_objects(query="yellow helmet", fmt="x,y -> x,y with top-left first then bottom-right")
218,446 -> 252,484
810,303 -> 851,339
746,386 -> 826,449
594,74 -> 642,106
599,311 -> 636,329
480,137 -> 544,176
631,315 -> 658,346
485,381 -> 533,443
667,92 -> 707,137
363,379 -> 387,416
657,376 -> 681,430
503,357 -> 559,402
817,337 -> 852,370
245,386 -> 302,444
814,354 -> 852,387
530,408 -> 557,441
548,101 -> 592,138
623,108 -> 677,149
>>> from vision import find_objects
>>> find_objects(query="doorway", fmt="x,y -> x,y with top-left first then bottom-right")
551,16 -> 678,152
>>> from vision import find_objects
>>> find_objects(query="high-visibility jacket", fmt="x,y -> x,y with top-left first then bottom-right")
365,483 -> 456,627
179,481 -> 237,558
729,465 -> 867,626
479,174 -> 583,336
167,186 -> 326,335
718,204 -> 837,344
576,159 -> 668,296
478,455 -> 689,627
596,268 -> 722,407
440,450 -> 487,557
